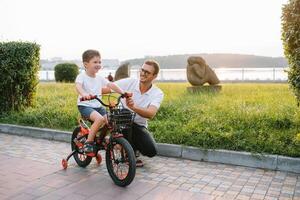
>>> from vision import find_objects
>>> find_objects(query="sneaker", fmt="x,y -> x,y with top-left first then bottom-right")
83,142 -> 94,154
136,159 -> 144,167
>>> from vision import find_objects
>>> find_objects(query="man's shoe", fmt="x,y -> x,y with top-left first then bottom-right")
135,150 -> 140,158
136,159 -> 144,167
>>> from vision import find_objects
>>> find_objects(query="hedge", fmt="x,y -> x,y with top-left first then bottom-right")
54,63 -> 79,82
282,0 -> 300,104
0,41 -> 40,113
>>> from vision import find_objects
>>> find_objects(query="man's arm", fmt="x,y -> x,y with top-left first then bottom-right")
126,97 -> 158,119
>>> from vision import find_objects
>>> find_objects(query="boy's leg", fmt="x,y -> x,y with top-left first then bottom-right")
78,106 -> 106,153
87,111 -> 106,142
99,114 -> 109,143
132,123 -> 157,158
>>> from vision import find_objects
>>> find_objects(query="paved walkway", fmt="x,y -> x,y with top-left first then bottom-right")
0,133 -> 299,200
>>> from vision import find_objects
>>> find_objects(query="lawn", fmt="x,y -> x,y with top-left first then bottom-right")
1,82 -> 299,157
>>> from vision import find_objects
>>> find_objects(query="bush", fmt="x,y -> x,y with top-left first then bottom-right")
282,0 -> 300,103
0,41 -> 40,113
54,63 -> 79,82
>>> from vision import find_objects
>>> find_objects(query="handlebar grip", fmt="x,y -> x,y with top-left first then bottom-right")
80,95 -> 97,101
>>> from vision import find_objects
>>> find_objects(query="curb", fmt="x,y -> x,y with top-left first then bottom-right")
0,123 -> 70,142
1,123 -> 299,174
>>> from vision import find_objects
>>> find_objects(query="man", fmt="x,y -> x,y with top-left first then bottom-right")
105,60 -> 164,167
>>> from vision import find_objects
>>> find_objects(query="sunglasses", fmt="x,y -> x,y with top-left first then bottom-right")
140,68 -> 153,76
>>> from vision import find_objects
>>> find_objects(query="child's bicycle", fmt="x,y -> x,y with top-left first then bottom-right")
61,93 -> 136,187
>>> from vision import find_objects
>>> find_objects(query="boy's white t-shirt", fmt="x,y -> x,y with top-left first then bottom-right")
75,71 -> 109,107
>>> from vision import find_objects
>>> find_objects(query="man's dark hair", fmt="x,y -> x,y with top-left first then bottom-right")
144,60 -> 160,75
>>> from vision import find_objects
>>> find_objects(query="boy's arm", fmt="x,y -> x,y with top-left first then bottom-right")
107,82 -> 124,95
102,87 -> 112,94
76,83 -> 89,97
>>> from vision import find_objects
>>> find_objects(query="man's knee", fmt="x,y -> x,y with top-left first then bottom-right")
132,124 -> 157,157
147,150 -> 157,158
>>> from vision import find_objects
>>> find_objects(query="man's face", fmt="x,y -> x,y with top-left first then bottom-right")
139,63 -> 157,83
84,56 -> 102,74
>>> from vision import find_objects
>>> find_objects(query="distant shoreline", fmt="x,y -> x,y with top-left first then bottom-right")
40,53 -> 288,70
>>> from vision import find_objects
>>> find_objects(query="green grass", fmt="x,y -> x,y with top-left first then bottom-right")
1,82 -> 300,157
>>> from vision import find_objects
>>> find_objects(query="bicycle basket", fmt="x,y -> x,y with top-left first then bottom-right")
109,108 -> 135,130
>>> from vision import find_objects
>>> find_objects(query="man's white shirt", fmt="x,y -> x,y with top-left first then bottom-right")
115,78 -> 164,127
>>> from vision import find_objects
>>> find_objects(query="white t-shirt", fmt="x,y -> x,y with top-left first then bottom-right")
75,71 -> 109,107
115,78 -> 164,127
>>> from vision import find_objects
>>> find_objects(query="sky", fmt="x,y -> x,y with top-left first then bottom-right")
0,0 -> 288,61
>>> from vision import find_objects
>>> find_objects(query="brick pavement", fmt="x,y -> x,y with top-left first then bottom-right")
0,133 -> 299,200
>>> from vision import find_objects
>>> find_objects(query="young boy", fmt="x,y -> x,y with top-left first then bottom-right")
75,49 -> 124,154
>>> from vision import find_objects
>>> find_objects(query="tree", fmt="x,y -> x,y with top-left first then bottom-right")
282,0 -> 300,103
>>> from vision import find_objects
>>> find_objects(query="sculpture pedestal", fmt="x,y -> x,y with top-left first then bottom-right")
187,85 -> 222,93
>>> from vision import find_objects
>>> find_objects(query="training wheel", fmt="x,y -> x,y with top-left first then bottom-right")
62,159 -> 68,169
96,153 -> 102,165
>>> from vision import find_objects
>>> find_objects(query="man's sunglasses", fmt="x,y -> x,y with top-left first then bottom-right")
140,68 -> 153,76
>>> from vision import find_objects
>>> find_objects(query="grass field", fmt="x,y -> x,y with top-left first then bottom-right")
1,82 -> 299,157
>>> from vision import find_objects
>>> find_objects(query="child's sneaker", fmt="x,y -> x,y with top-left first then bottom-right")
83,142 -> 95,154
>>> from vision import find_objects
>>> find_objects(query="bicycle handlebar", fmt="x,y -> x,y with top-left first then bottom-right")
80,93 -> 132,108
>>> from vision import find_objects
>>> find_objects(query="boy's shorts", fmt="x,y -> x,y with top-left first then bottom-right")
78,106 -> 107,118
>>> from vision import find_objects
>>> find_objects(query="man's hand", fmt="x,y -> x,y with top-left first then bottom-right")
122,92 -> 133,98
126,97 -> 135,110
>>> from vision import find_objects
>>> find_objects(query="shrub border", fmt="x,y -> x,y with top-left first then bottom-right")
0,123 -> 299,174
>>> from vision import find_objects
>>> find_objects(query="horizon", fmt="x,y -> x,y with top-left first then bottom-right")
1,0 -> 288,60
41,52 -> 287,62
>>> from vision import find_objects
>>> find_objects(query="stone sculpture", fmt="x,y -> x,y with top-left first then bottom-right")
114,62 -> 130,81
186,56 -> 220,86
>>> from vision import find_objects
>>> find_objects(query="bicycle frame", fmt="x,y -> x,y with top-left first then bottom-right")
62,93 -> 134,166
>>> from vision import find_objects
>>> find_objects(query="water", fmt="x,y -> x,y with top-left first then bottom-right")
38,68 -> 288,82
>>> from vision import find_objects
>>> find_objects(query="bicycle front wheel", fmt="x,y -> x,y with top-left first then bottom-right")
105,137 -> 136,187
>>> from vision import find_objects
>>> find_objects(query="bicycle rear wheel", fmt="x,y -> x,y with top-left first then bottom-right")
106,137 -> 136,187
71,127 -> 92,167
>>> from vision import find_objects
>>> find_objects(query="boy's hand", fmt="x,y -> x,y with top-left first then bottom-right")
80,94 -> 94,101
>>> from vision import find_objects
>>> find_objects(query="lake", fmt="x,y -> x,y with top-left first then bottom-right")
39,68 -> 287,82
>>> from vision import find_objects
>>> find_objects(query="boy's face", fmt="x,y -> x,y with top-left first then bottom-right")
84,56 -> 102,74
